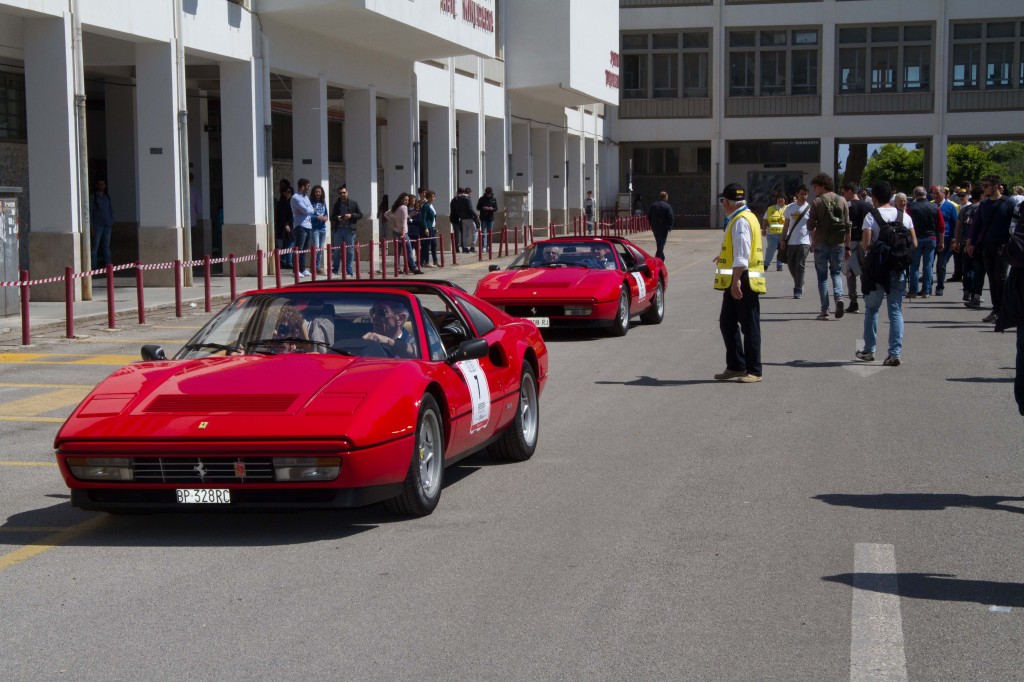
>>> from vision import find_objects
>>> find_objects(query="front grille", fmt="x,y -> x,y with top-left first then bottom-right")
131,457 -> 275,483
505,305 -> 565,317
144,394 -> 298,414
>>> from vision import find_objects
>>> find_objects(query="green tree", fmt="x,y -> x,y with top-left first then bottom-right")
945,143 -> 997,187
862,144 -> 924,193
987,141 -> 1024,189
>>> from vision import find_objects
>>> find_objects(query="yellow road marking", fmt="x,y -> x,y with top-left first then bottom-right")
0,461 -> 58,467
0,383 -> 94,389
0,416 -> 66,423
0,516 -> 108,572
0,353 -> 134,365
69,354 -> 137,365
0,387 -> 90,418
72,338 -> 188,344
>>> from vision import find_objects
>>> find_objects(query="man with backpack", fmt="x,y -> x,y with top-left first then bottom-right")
856,180 -> 918,367
806,173 -> 852,320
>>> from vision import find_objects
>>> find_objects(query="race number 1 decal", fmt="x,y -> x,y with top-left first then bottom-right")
631,272 -> 647,299
456,359 -> 490,432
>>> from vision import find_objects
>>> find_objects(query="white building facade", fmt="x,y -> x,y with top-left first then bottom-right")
0,0 -> 618,300
611,0 -> 1024,227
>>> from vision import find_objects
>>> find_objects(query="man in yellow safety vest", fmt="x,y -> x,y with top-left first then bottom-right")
714,182 -> 765,383
762,192 -> 787,272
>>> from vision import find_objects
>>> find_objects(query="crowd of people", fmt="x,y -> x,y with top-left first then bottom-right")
716,172 -> 1023,415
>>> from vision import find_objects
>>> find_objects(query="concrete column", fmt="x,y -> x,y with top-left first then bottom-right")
187,93 -> 211,258
385,97 -> 414,197
24,15 -> 80,299
424,104 -> 452,236
820,136 -> 836,189
220,59 -> 268,275
510,121 -> 530,194
485,116 -> 506,229
568,132 -> 582,223
135,40 -> 184,285
292,75 -> 328,193
549,130 -> 567,229
345,87 -> 378,247
457,112 -> 481,196
531,127 -> 549,227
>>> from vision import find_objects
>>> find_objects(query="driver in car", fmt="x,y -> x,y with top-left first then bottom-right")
592,246 -> 616,269
362,300 -> 419,358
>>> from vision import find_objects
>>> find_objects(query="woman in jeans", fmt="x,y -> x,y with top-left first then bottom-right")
476,186 -> 498,253
420,190 -> 439,267
309,185 -> 330,274
386,193 -> 422,275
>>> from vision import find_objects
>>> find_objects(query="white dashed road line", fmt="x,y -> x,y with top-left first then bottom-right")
850,543 -> 909,682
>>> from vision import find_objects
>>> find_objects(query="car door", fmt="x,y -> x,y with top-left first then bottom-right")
627,243 -> 659,308
614,242 -> 646,311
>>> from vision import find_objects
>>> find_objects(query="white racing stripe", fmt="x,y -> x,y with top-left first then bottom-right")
850,543 -> 908,682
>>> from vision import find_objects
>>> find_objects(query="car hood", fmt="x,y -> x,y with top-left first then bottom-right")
54,354 -> 421,447
477,267 -> 620,298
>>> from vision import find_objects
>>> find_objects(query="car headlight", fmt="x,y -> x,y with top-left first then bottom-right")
273,457 -> 341,481
564,306 -> 593,316
67,457 -> 133,481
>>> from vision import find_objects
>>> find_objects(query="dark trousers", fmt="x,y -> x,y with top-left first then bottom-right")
652,226 -> 669,260
967,250 -> 986,297
719,274 -> 762,376
950,248 -> 963,280
983,241 -> 1010,313
1016,325 -> 1024,416
935,244 -> 953,292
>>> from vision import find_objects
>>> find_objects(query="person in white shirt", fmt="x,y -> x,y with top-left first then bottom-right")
780,184 -> 812,299
856,179 -> 918,367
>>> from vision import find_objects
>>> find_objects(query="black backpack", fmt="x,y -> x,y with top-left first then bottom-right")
863,208 -> 913,294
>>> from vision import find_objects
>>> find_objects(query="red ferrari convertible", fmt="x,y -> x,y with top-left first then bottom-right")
474,236 -> 668,336
54,281 -> 547,516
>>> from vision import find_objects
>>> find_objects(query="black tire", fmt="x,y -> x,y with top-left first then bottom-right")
491,363 -> 540,462
384,394 -> 444,516
607,286 -> 630,337
640,280 -> 665,325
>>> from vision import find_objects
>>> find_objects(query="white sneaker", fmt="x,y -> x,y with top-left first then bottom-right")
301,270 -> 311,277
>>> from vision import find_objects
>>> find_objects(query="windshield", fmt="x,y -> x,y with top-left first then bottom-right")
175,291 -> 421,360
507,242 -> 619,270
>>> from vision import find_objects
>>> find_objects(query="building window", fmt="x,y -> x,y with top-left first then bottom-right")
952,20 -> 1024,91
728,29 -> 818,97
0,72 -> 27,140
621,30 -> 711,100
838,24 -> 931,94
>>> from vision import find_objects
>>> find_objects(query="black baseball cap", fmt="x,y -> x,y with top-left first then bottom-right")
718,183 -> 746,201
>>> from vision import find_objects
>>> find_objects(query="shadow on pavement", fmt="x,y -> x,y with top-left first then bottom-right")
946,377 -> 1013,383
813,492 -> 1024,515
595,375 -> 720,387
822,572 -> 1024,607
763,359 -> 853,368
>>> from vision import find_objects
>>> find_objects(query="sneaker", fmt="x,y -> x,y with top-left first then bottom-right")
714,369 -> 748,381
846,301 -> 860,314
907,292 -> 917,299
962,292 -> 971,302
738,374 -> 763,383
835,300 -> 845,319
855,349 -> 875,362
919,293 -> 929,299
982,311 -> 998,323
777,266 -> 784,271
965,297 -> 982,309
935,289 -> 943,297
947,276 -> 961,282
298,271 -> 309,279
816,311 -> 830,321
882,355 -> 901,367
794,289 -> 802,299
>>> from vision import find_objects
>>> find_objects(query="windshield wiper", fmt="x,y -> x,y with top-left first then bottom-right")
182,342 -> 242,355
246,337 -> 351,355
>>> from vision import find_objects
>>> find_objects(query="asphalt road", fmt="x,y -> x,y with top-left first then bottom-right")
0,232 -> 1021,681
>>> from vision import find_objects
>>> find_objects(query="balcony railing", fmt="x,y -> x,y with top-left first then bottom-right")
949,89 -> 1024,112
619,97 -> 712,118
724,95 -> 820,117
834,91 -> 934,115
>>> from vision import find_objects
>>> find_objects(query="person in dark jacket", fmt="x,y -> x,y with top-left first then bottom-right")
476,187 -> 498,253
906,186 -> 943,298
330,185 -> 363,276
994,201 -> 1024,415
646,191 -> 674,261
275,183 -> 294,268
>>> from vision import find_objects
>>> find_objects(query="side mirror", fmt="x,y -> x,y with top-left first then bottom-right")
141,344 -> 167,361
632,264 -> 651,276
488,264 -> 500,272
447,338 -> 488,363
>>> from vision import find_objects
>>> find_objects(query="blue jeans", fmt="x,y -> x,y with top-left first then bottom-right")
479,220 -> 494,251
935,242 -> 952,293
311,227 -> 327,270
910,236 -> 937,295
333,227 -> 356,275
814,244 -> 845,311
763,233 -> 782,270
863,271 -> 906,358
420,227 -> 438,265
92,223 -> 112,269
293,225 -> 311,271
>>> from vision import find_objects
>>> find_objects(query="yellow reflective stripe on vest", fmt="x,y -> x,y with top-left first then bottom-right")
714,209 -> 766,294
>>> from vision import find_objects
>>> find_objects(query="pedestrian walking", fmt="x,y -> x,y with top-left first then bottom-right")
965,175 -> 1015,325
584,190 -> 595,235
646,191 -> 674,261
420,190 -> 439,268
906,186 -> 943,298
780,185 -> 812,299
806,173 -> 851,320
713,183 -> 764,383
994,201 -> 1024,415
934,186 -> 959,296
761,192 -> 787,272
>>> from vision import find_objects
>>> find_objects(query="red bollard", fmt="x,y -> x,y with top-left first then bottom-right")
439,234 -> 446,268
292,247 -> 300,284
369,241 -> 376,280
135,263 -> 146,325
257,248 -> 265,290
514,226 -> 519,255
310,246 -> 318,281
393,238 -> 400,277
355,242 -> 361,280
274,249 -> 282,289
340,243 -> 347,280
228,253 -> 237,301
414,237 -> 421,268
106,263 -> 116,330
174,259 -> 183,318
20,270 -> 30,346
65,267 -> 75,339
488,233 -> 493,260
450,232 -> 458,266
204,256 -> 213,312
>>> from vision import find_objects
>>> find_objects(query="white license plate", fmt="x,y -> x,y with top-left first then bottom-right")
525,317 -> 550,328
176,488 -> 231,504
